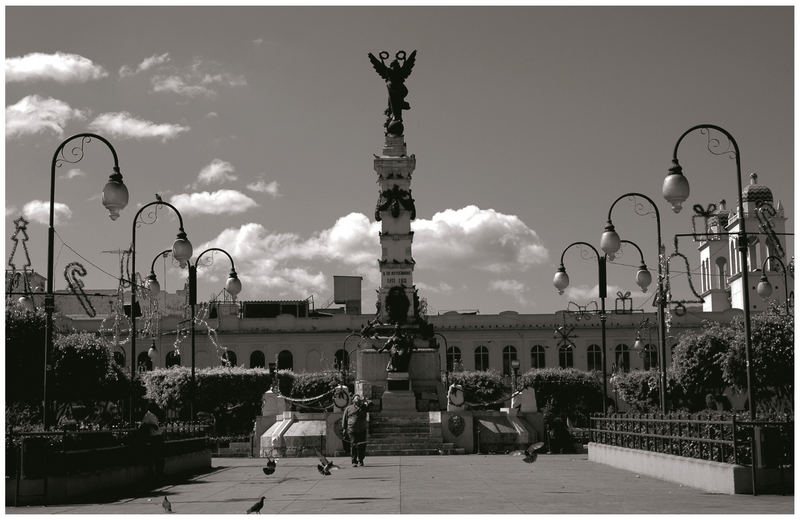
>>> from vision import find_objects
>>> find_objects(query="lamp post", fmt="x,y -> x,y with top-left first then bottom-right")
434,332 -> 449,387
130,200 -> 193,423
510,358 -> 521,393
554,240 -> 651,413
756,255 -> 791,315
188,248 -> 242,419
600,192 -> 669,413
44,133 -> 128,429
664,125 -> 757,421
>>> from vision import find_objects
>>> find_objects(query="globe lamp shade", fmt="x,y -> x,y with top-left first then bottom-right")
225,271 -> 242,298
102,174 -> 129,221
148,343 -> 158,360
146,273 -> 161,298
756,275 -> 773,298
635,265 -> 652,293
600,222 -> 621,256
633,338 -> 644,353
553,267 -> 570,295
172,232 -> 193,262
663,160 -> 690,214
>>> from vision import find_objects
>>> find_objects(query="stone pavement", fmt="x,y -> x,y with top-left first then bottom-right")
7,455 -> 793,514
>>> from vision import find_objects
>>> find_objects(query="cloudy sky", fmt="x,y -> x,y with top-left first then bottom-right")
5,6 -> 794,315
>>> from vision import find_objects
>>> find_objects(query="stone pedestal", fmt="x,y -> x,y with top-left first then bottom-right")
382,372 -> 416,412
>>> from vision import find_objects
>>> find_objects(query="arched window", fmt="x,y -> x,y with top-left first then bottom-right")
715,257 -> 727,290
250,350 -> 266,368
446,346 -> 462,372
558,344 -> 574,369
113,351 -> 125,367
531,345 -> 546,369
615,344 -> 630,372
474,346 -> 489,371
137,351 -> 152,372
166,350 -> 181,368
502,345 -> 518,376
222,350 -> 237,367
334,349 -> 349,371
643,344 -> 658,371
277,350 -> 293,371
587,344 -> 601,371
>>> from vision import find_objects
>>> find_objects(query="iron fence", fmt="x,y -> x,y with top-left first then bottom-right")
590,413 -> 793,468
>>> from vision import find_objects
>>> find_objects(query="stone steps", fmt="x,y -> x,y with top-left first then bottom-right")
365,412 -> 443,456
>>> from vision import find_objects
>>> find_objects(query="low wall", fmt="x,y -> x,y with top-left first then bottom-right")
589,443 -> 793,495
7,448 -> 211,506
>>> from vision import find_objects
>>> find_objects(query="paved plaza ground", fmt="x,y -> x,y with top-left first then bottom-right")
6,454 -> 794,515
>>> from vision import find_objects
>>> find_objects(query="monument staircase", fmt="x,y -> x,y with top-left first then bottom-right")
367,412 -> 446,456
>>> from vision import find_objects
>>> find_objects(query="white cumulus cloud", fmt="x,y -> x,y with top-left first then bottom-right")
169,190 -> 258,216
246,179 -> 281,197
193,159 -> 237,187
89,112 -> 189,142
119,52 -> 170,77
150,58 -> 246,98
489,279 -> 528,305
6,52 -> 107,83
412,205 -> 548,272
564,284 -> 626,301
60,168 -> 86,180
152,75 -> 215,97
23,200 -> 72,225
6,95 -> 85,138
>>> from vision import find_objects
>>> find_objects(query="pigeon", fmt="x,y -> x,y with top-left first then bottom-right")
315,448 -> 339,475
262,457 -> 277,476
162,496 -> 172,513
246,497 -> 265,514
509,441 -> 546,464
155,193 -> 163,202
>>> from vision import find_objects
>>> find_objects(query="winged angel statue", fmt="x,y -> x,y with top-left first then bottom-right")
368,50 -> 417,135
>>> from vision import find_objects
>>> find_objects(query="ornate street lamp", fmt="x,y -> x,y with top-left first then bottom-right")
43,133 -> 127,429
601,192 -> 669,412
553,239 -> 650,413
188,248 -> 242,419
130,200 -> 192,423
510,358 -> 521,394
756,255 -> 791,314
665,125 -> 757,421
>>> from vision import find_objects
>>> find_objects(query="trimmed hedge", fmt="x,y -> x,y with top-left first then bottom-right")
278,370 -> 347,399
519,368 -> 602,425
142,366 -> 272,434
448,370 -> 507,408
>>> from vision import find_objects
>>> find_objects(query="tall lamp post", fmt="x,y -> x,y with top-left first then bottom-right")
130,200 -> 193,423
188,248 -> 242,419
664,124 -> 757,421
44,133 -> 129,429
600,192 -> 668,413
756,255 -> 792,315
554,240 -> 651,412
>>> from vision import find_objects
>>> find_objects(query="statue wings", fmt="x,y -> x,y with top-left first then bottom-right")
368,50 -> 417,81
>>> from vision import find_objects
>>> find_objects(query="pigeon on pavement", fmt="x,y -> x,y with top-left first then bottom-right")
262,457 -> 277,476
315,448 -> 339,475
162,496 -> 173,513
509,441 -> 546,463
246,496 -> 265,514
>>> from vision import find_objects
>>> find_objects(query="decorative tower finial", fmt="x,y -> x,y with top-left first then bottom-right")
368,50 -> 417,136
750,172 -> 758,184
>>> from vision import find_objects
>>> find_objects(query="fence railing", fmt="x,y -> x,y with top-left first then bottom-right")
590,413 -> 793,468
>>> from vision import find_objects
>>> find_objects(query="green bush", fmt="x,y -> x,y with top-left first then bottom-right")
610,369 -> 685,413
448,370 -> 507,408
52,332 -> 129,403
6,306 -> 48,403
518,368 -> 602,425
287,370 -> 346,398
141,366 -> 272,434
671,321 -> 734,410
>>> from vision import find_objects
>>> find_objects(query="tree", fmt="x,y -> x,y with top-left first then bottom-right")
5,305 -> 47,403
720,303 -> 793,412
670,320 -> 735,410
52,331 -> 128,403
